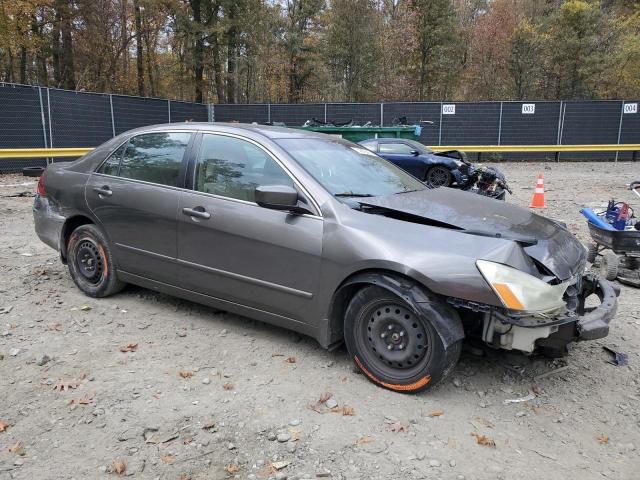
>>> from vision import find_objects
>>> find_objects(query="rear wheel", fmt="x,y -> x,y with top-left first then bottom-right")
344,285 -> 461,393
67,224 -> 125,297
425,166 -> 452,188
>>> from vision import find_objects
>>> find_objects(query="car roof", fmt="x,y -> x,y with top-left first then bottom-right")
126,122 -> 331,140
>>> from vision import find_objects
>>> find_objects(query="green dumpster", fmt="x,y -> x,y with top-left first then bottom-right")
292,126 -> 419,143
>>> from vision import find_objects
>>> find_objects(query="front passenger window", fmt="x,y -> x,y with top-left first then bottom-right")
195,134 -> 293,202
378,143 -> 415,154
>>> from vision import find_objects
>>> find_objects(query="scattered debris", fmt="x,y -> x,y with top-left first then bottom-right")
602,346 -> 628,366
503,392 -> 536,405
471,432 -> 496,448
0,306 -> 13,315
179,370 -> 194,378
222,382 -> 234,390
119,343 -> 138,353
9,348 -> 20,357
354,436 -> 374,445
8,441 -> 25,456
533,365 -> 571,381
429,410 -> 444,417
224,464 -> 239,474
111,460 -> 127,475
597,434 -> 609,445
388,422 -> 409,433
202,421 -> 216,431
340,406 -> 355,416
35,354 -> 51,366
145,432 -> 178,445
285,356 -> 296,363
69,392 -> 95,409
0,420 -> 10,432
159,454 -> 175,464
53,379 -> 80,391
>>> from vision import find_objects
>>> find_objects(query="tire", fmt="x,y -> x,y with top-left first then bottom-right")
344,285 -> 461,394
425,166 -> 453,188
586,243 -> 599,264
23,166 -> 44,177
600,252 -> 619,281
66,224 -> 125,298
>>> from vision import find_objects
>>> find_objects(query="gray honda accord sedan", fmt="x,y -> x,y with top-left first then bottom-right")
33,123 -> 618,393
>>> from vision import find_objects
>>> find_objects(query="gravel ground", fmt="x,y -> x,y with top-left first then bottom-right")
1,162 -> 639,480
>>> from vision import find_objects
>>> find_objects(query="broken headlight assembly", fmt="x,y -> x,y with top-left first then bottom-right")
476,260 -> 569,314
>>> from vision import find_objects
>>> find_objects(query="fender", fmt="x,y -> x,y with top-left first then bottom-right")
332,271 -> 465,349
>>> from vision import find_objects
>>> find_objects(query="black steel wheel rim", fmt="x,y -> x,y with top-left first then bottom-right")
427,167 -> 450,188
75,239 -> 105,284
356,300 -> 434,380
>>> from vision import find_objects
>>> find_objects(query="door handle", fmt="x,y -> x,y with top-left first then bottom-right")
182,206 -> 211,220
93,186 -> 113,197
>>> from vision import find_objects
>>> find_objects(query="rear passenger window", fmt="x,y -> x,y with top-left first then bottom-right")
98,143 -> 127,176
116,132 -> 191,187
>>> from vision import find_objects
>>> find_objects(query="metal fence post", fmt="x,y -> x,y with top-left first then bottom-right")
324,103 -> 327,123
555,101 -> 564,162
37,87 -> 49,163
380,103 -> 384,126
615,100 -> 624,162
267,103 -> 271,124
438,102 -> 443,146
109,94 -> 116,137
168,100 -> 171,123
497,101 -> 503,145
46,88 -> 53,148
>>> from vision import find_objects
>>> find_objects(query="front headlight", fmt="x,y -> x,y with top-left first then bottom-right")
476,260 -> 568,313
454,160 -> 464,168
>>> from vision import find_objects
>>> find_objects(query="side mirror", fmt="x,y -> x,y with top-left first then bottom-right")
255,185 -> 307,213
410,150 -> 420,156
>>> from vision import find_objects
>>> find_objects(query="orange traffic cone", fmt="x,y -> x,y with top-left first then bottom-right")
529,173 -> 546,208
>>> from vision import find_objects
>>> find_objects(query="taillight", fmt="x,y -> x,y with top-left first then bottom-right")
37,174 -> 46,196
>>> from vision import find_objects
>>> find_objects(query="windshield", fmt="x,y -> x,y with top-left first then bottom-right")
277,138 -> 426,197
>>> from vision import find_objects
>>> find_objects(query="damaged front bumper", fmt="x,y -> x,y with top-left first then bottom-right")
451,273 -> 619,353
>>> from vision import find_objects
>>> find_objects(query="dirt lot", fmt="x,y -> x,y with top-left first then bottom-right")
1,162 -> 639,480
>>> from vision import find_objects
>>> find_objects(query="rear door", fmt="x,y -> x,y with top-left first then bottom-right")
176,132 -> 323,322
86,131 -> 193,285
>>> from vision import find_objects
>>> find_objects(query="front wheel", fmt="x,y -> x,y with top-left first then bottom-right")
67,224 -> 125,297
344,285 -> 461,393
425,166 -> 452,188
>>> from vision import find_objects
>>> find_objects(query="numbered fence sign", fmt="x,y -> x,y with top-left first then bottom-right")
624,103 -> 638,114
522,104 -> 536,114
442,104 -> 456,115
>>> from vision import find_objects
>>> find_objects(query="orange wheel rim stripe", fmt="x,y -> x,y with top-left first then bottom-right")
354,356 -> 431,392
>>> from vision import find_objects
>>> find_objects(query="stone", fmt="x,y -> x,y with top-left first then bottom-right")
289,419 -> 301,426
325,397 -> 338,409
35,354 -> 51,366
286,441 -> 297,453
277,432 -> 292,443
202,377 -> 211,385
9,348 -> 20,357
429,460 -> 441,468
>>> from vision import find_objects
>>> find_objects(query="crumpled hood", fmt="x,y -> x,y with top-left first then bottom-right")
360,188 -> 586,281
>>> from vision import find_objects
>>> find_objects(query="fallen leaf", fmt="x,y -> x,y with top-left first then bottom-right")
388,422 -> 409,433
430,410 -> 444,417
341,406 -> 355,416
112,460 -> 127,474
223,382 -> 234,390
160,454 -> 175,464
179,370 -> 194,378
69,391 -> 95,409
319,391 -> 332,403
308,391 -> 334,413
202,421 -> 216,430
0,420 -> 9,432
355,436 -> 374,445
8,441 -> 25,456
285,356 -> 296,363
224,463 -> 239,474
471,432 -> 496,448
53,379 -> 80,391
179,474 -> 191,480
119,343 -> 138,353
271,353 -> 284,357
46,323 -> 63,331
80,305 -> 92,311
597,434 -> 609,445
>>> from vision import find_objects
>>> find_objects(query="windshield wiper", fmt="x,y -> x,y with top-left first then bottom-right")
334,193 -> 375,198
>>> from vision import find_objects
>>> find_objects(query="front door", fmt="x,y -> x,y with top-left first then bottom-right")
177,133 -> 323,322
86,131 -> 192,285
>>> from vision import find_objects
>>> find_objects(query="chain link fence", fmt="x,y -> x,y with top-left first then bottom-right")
0,83 -> 209,172
1,81 -> 639,172
213,99 -> 640,162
